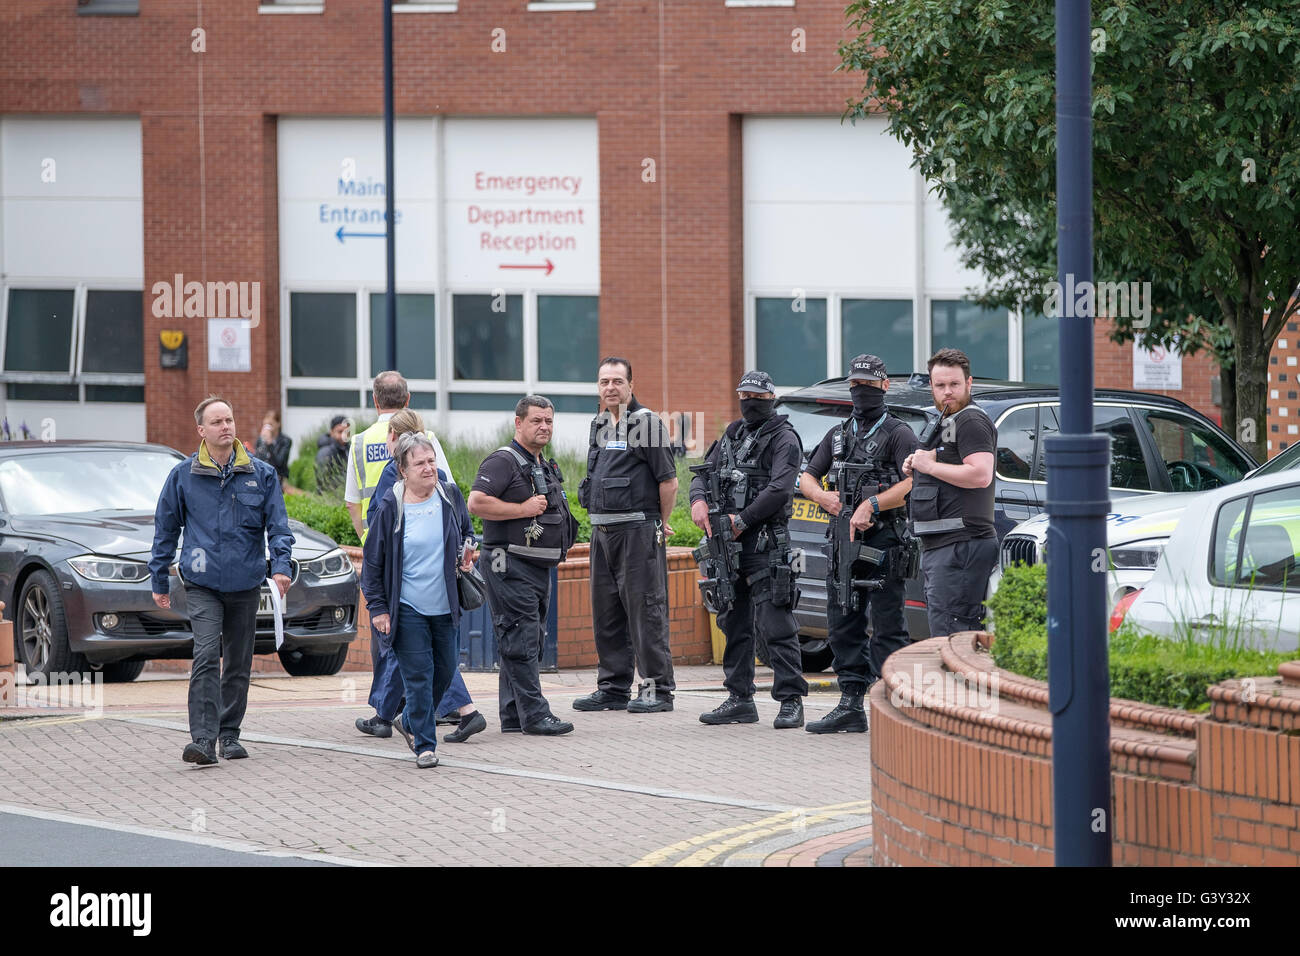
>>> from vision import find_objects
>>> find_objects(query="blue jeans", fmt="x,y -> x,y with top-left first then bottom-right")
391,604 -> 458,753
369,633 -> 472,722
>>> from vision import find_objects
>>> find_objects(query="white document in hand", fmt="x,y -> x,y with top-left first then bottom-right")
266,578 -> 286,649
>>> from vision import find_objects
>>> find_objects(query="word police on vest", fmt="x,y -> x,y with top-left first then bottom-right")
50,887 -> 151,937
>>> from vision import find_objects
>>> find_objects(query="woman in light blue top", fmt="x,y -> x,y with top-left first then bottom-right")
360,433 -> 476,768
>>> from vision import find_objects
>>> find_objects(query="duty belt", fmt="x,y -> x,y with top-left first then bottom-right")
912,517 -> 967,534
588,511 -> 649,526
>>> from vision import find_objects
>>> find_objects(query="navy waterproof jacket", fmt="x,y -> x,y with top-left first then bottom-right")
360,478 -> 473,651
149,440 -> 295,595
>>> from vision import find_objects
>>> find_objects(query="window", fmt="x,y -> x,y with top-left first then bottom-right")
995,406 -> 1038,481
1032,405 -> 1060,480
1212,488 -> 1300,590
527,0 -> 595,9
841,299 -> 912,378
453,294 -> 523,381
83,291 -> 143,374
1138,409 -> 1250,492
5,289 -> 75,373
1091,406 -> 1151,490
258,0 -> 323,12
76,0 -> 138,14
290,293 -> 356,379
369,293 -> 436,379
756,296 -> 826,387
1022,312 -> 1059,385
931,300 -> 1009,379
537,295 -> 597,383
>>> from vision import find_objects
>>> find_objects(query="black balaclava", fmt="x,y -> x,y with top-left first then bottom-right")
850,383 -> 885,421
740,398 -> 775,426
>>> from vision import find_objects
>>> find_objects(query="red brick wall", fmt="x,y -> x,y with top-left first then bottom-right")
871,635 -> 1300,866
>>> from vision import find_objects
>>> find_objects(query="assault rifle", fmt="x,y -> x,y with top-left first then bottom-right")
825,459 -> 893,614
689,444 -> 744,614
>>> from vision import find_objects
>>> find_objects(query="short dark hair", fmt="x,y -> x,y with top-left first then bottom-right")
515,395 -> 554,418
927,348 -> 972,379
597,356 -> 632,381
194,395 -> 232,425
372,370 -> 409,411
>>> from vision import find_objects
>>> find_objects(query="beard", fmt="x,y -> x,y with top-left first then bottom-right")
934,386 -> 972,414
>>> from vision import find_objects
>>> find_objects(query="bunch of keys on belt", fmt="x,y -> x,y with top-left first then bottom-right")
524,518 -> 543,545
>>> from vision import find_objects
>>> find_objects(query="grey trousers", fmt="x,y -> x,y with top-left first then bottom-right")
185,584 -> 261,742
589,520 -> 676,699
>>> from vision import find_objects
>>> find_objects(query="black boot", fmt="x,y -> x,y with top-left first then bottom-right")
805,692 -> 867,734
773,698 -> 804,729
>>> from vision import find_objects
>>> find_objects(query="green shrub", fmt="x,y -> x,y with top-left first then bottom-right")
988,561 -> 1292,711
285,494 -> 358,547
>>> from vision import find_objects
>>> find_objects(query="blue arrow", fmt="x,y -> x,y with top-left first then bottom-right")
335,226 -> 387,243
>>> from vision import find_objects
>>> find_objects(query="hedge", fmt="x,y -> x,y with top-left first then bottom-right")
987,561 -> 1292,712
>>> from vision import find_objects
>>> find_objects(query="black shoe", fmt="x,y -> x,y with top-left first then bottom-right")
218,736 -> 249,760
627,689 -> 673,714
182,739 -> 218,766
500,716 -> 523,733
774,698 -> 804,729
572,690 -> 629,712
699,695 -> 759,725
523,715 -> 575,736
393,714 -> 415,752
355,715 -> 393,738
444,710 -> 487,743
435,713 -> 460,726
805,693 -> 867,734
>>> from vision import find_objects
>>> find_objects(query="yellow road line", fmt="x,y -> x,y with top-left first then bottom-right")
632,799 -> 871,867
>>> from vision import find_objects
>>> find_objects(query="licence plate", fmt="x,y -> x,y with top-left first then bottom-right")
258,590 -> 273,615
791,497 -> 829,523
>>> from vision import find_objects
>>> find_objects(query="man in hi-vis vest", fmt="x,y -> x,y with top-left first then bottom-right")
345,371 -> 454,543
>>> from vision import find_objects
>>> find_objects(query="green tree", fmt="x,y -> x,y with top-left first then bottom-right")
841,1 -> 1300,461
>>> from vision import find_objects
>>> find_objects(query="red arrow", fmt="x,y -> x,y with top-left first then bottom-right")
499,259 -> 555,276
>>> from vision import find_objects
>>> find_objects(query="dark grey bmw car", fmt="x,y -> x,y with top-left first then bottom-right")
0,441 -> 358,681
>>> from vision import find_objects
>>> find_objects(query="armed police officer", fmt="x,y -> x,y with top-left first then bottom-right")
469,395 -> 580,736
902,348 -> 998,639
572,357 -> 678,715
798,355 -> 919,734
689,371 -> 808,729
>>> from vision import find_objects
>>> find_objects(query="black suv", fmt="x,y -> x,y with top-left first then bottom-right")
776,375 -> 1257,670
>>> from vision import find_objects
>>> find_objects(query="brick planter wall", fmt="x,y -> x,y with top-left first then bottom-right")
870,632 -> 1300,866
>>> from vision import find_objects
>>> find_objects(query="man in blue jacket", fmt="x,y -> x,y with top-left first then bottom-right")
151,396 -> 295,766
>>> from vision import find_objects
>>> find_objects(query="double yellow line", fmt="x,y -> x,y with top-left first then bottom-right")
632,799 -> 872,867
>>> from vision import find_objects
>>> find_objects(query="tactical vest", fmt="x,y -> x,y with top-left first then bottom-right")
830,413 -> 906,514
580,405 -> 662,517
480,445 -> 578,566
714,419 -> 793,521
909,404 -> 993,536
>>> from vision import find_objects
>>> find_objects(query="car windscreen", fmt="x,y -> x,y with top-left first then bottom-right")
1250,441 -> 1300,478
0,450 -> 183,516
777,399 -> 928,454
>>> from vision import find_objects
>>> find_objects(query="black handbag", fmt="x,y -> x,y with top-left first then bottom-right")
456,560 -> 487,611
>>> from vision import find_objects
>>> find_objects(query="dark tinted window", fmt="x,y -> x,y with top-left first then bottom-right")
369,293 -> 436,379
83,290 -> 144,374
1091,405 -> 1150,490
841,299 -> 912,378
756,297 -> 826,387
995,406 -> 1037,480
453,294 -> 523,380
291,293 -> 357,378
1138,409 -> 1250,491
5,289 -> 74,373
538,295 -> 598,383
930,300 -> 1008,379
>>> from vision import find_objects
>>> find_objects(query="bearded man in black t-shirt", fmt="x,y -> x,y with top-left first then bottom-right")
902,348 -> 999,639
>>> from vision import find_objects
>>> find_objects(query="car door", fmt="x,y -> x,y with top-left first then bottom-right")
1134,406 -> 1253,493
1198,484 -> 1300,653
992,403 -> 1045,535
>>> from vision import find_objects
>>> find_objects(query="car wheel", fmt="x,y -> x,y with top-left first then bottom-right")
277,644 -> 349,677
800,639 -> 834,673
16,569 -> 86,680
91,660 -> 146,683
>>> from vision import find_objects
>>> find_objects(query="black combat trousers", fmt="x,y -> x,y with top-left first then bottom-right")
825,529 -> 910,694
717,547 -> 808,702
589,519 -> 676,700
921,535 -> 999,638
483,552 -> 555,728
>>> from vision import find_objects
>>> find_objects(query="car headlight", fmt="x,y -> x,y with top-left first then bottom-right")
301,548 -> 353,579
67,555 -> 152,583
1109,539 -> 1167,570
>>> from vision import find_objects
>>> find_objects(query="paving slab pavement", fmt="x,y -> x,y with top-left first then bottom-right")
0,664 -> 873,866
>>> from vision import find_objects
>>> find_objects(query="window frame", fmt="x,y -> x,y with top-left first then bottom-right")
1208,485 -> 1300,593
0,280 -> 145,392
